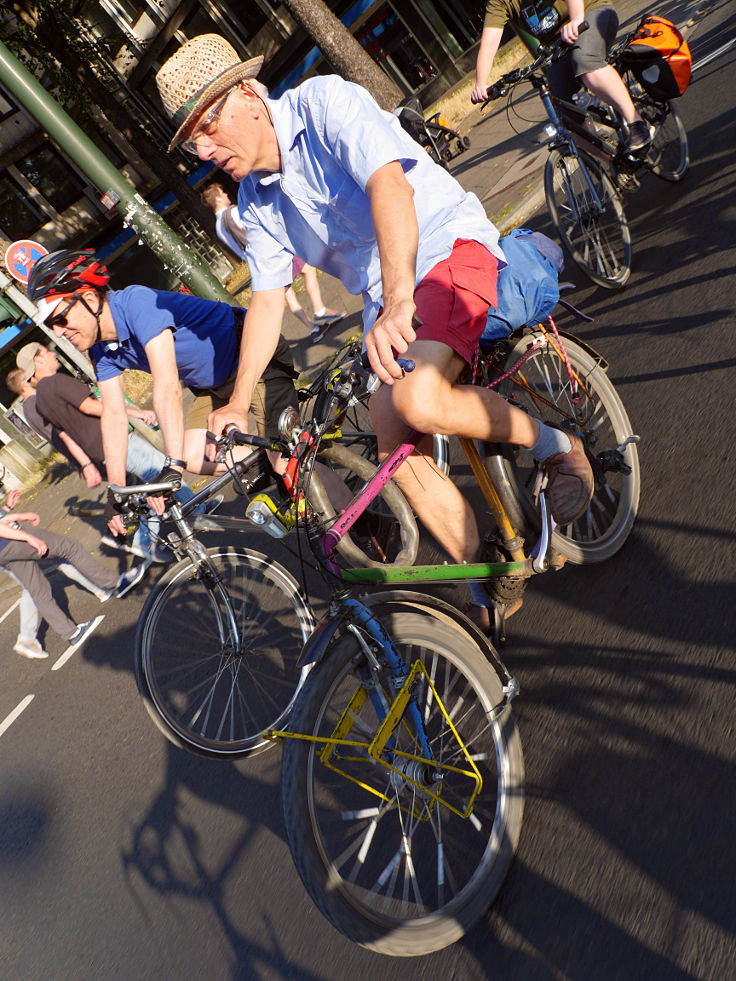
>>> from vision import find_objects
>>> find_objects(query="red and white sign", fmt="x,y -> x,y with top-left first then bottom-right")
4,240 -> 48,284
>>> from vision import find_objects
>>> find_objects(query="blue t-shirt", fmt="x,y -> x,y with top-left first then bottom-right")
91,286 -> 242,390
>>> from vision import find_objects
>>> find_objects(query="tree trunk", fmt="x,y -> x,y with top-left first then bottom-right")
280,0 -> 403,111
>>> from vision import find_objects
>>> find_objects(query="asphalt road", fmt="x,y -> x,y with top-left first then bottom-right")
0,6 -> 734,979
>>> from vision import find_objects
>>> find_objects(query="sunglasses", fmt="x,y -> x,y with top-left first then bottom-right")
182,90 -> 232,155
46,295 -> 79,329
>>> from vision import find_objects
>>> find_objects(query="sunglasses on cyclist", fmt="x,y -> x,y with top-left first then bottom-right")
45,295 -> 79,329
182,90 -> 232,155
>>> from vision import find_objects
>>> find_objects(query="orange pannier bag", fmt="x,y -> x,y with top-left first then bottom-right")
621,16 -> 692,101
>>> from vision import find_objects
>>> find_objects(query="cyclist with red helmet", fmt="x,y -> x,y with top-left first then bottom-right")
27,249 -> 297,541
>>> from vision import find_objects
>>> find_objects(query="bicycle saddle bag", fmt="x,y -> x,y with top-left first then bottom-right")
481,229 -> 564,344
621,16 -> 691,100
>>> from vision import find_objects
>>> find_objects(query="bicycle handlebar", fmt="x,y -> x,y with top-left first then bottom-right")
472,21 -> 589,106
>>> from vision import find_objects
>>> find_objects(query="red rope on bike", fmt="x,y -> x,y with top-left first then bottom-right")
546,315 -> 581,403
485,338 -> 543,389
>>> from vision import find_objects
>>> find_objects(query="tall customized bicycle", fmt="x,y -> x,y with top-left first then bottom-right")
111,309 -> 639,955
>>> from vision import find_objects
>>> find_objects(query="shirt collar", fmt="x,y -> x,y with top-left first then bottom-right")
104,290 -> 127,349
252,92 -> 304,189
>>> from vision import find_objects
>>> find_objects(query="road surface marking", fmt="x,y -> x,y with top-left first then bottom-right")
52,614 -> 105,671
0,694 -> 34,738
0,597 -> 21,626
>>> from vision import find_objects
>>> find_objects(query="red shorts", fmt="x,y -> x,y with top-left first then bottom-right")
413,238 -> 498,364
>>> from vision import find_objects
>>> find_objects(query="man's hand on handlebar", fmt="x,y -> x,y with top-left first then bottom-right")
364,299 -> 417,385
206,403 -> 252,460
471,82 -> 490,104
561,16 -> 585,43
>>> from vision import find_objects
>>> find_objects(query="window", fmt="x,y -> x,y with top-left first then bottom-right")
0,174 -> 43,239
14,145 -> 86,214
0,89 -> 18,123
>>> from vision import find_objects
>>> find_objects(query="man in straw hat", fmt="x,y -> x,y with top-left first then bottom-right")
156,35 -> 593,627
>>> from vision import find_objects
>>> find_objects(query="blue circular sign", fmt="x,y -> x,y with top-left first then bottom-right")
4,240 -> 48,284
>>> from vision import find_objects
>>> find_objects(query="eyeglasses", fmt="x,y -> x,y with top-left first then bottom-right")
182,90 -> 232,155
46,295 -> 79,329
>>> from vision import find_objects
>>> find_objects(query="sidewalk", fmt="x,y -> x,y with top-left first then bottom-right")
1,0 -> 705,608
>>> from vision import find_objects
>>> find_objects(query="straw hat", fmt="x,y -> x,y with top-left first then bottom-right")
156,34 -> 264,151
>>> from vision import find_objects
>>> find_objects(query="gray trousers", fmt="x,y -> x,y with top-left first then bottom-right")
0,528 -> 117,641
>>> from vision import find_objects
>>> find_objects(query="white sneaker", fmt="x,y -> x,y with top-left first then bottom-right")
14,638 -> 48,659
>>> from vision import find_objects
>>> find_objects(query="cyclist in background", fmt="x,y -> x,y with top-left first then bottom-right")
154,35 -> 594,628
472,0 -> 653,151
26,250 -> 297,543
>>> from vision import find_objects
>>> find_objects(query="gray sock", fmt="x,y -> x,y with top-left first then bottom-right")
531,422 -> 571,462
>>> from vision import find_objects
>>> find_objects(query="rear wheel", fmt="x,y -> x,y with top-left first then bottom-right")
634,94 -> 689,181
281,611 -> 524,956
487,329 -> 640,564
544,148 -> 632,289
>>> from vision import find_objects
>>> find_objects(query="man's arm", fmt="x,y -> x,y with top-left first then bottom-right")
208,289 -> 286,437
142,329 -> 185,461
78,392 -> 156,427
362,161 -> 419,385
56,429 -> 102,487
472,27 -> 504,102
98,374 -> 131,487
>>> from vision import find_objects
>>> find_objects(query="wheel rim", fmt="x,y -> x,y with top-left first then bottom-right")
498,335 -> 639,559
547,152 -> 631,287
304,632 -> 512,926
141,550 -> 313,753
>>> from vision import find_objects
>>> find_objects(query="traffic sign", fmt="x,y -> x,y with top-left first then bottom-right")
4,240 -> 48,284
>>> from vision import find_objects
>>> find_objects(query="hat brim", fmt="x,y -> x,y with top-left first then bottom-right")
168,54 -> 264,152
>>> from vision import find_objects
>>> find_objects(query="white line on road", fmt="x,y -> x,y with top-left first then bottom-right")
0,596 -> 21,626
0,694 -> 35,738
693,38 -> 736,72
52,614 -> 105,671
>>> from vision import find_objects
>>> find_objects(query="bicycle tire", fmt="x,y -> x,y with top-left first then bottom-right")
544,148 -> 632,289
635,96 -> 689,181
486,329 -> 640,564
309,444 -> 420,569
281,611 -> 524,956
134,546 -> 314,759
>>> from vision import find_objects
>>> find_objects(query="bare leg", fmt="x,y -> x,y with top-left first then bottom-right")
284,286 -> 312,330
301,265 -> 325,316
369,339 -> 540,564
581,65 -> 643,124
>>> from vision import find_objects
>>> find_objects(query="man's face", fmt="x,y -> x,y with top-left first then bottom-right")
32,345 -> 58,379
49,293 -> 99,352
187,85 -> 278,180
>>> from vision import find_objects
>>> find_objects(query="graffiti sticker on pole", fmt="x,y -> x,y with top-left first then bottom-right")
4,240 -> 48,284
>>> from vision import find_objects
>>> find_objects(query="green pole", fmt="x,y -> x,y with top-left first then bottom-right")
0,40 -> 232,304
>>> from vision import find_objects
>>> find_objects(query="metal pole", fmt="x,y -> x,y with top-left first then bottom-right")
0,40 -> 232,304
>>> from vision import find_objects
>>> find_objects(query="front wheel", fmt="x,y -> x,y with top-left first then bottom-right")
486,329 -> 640,564
282,611 -> 524,956
135,546 -> 314,759
544,149 -> 632,289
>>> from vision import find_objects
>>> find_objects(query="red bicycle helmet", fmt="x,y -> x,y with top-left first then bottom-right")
27,249 -> 110,303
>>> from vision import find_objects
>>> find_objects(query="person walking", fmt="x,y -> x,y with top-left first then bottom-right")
0,498 -> 142,657
200,181 -> 343,340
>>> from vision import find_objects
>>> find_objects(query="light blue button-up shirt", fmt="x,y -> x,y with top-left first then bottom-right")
237,76 -> 504,330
